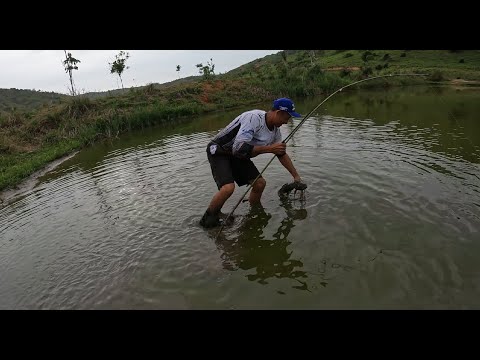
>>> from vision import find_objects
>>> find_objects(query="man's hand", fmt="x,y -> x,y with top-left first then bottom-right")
293,177 -> 307,190
270,143 -> 286,156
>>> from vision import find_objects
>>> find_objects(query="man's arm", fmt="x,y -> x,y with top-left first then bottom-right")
232,117 -> 256,159
277,153 -> 301,181
232,116 -> 286,158
251,143 -> 286,157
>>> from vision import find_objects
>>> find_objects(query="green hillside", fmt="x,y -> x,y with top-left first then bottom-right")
1,50 -> 479,192
0,88 -> 67,112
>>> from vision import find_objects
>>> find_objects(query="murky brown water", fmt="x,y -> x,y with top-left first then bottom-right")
1,85 -> 479,309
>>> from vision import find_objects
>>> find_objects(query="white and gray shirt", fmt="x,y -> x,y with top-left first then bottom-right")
210,110 -> 282,158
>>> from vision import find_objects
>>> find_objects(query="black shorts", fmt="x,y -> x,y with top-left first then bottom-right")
206,143 -> 261,189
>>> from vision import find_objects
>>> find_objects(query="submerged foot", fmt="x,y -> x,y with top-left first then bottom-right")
199,209 -> 221,228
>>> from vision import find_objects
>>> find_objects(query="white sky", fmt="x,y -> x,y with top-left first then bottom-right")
0,50 -> 281,94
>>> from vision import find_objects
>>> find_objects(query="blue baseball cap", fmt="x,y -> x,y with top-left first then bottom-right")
273,98 -> 301,118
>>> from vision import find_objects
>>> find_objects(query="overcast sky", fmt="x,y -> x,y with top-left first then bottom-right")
0,50 -> 281,94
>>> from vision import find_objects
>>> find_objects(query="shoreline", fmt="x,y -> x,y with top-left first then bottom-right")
1,80 -> 478,195
0,151 -> 79,205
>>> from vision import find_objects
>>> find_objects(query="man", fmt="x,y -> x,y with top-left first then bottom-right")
200,97 -> 307,228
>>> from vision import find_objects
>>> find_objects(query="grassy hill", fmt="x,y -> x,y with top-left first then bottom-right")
229,50 -> 480,79
2,50 -> 478,111
0,76 -> 201,111
0,88 -> 68,112
81,75 -> 201,99
1,50 -> 479,192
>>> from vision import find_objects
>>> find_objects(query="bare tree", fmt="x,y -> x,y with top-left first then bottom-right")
176,65 -> 181,79
63,50 -> 81,96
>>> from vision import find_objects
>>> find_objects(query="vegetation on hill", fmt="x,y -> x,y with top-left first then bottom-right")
0,88 -> 67,112
1,50 -> 479,192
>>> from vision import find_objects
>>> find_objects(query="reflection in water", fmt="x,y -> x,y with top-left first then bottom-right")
215,198 -> 310,291
312,86 -> 480,164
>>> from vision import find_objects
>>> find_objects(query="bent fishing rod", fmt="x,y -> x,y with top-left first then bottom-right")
216,73 -> 427,239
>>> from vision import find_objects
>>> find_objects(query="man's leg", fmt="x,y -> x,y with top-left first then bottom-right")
200,183 -> 235,228
232,157 -> 265,205
201,150 -> 235,228
207,183 -> 235,214
249,177 -> 266,204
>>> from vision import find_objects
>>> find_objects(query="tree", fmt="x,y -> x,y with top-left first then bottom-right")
63,50 -> 81,96
109,51 -> 130,90
176,65 -> 181,79
195,58 -> 215,80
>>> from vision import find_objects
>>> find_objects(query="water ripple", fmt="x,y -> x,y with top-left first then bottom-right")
1,88 -> 480,309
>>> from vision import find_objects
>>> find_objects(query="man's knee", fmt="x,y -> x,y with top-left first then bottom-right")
252,177 -> 266,192
220,183 -> 235,196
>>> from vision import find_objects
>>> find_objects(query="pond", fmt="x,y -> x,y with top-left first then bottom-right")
1,85 -> 479,309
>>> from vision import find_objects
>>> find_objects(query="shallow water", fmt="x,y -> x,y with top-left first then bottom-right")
1,85 -> 479,309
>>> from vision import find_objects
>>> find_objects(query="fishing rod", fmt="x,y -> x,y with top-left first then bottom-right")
216,73 -> 427,240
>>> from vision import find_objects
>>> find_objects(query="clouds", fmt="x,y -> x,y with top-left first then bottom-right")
0,50 -> 280,94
